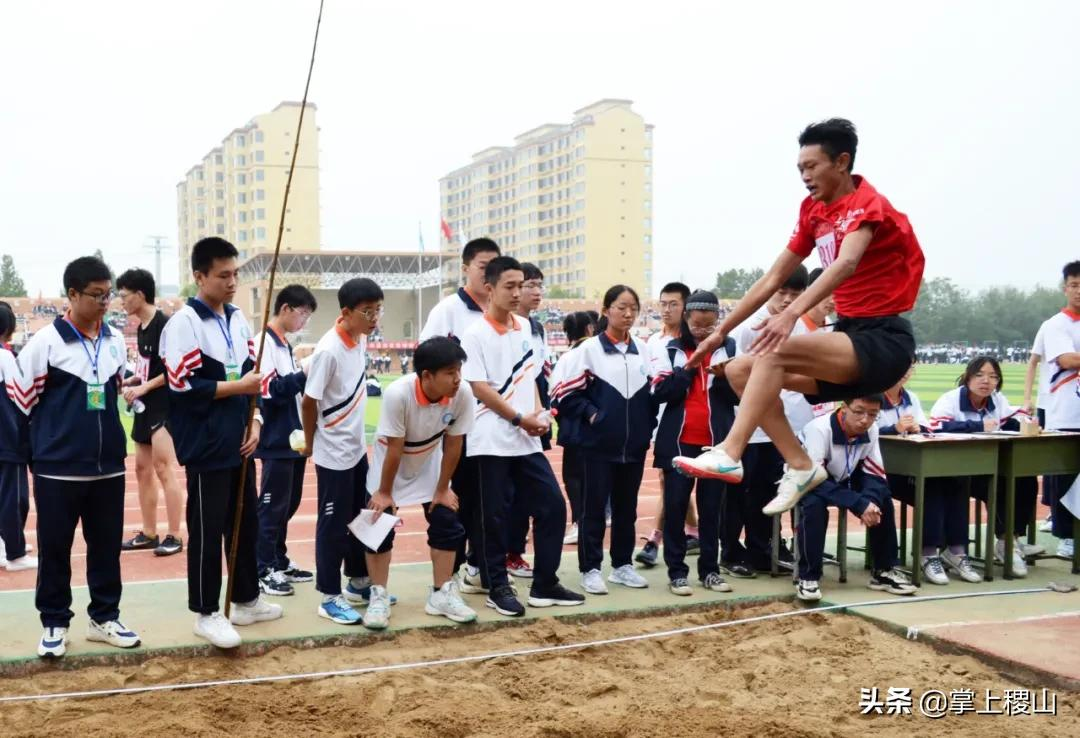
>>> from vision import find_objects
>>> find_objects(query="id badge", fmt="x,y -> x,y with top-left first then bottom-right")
226,362 -> 241,382
86,383 -> 106,411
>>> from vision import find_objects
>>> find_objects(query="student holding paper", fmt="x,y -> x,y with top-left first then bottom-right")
365,336 -> 479,624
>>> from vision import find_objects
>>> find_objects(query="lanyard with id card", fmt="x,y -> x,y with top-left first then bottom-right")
67,319 -> 107,411
201,302 -> 242,381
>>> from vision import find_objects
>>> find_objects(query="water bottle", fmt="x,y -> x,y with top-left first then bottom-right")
129,399 -> 146,414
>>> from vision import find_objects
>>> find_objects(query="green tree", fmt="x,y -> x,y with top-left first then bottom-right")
180,283 -> 199,298
0,254 -> 27,297
713,268 -> 764,299
92,248 -> 105,261
546,286 -> 574,299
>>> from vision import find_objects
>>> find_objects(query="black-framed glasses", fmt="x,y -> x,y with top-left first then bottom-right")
79,290 -> 116,305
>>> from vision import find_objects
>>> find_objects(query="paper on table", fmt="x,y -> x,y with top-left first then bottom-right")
347,509 -> 399,550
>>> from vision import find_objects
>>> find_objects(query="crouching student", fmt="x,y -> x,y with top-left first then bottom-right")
651,291 -> 739,595
926,356 -> 1040,582
301,278 -> 383,626
366,337 -> 479,625
795,395 -> 918,602
557,285 -> 657,595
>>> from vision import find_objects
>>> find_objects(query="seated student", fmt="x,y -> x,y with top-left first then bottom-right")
556,285 -> 656,595
651,291 -> 739,595
926,356 -> 1041,583
366,337 -> 478,625
548,311 -> 597,546
795,395 -> 918,602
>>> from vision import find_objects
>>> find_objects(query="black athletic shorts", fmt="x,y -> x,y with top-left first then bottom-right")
804,315 -> 915,404
131,389 -> 170,445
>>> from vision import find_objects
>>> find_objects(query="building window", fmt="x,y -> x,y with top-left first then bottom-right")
235,154 -> 246,166
215,206 -> 225,217
256,227 -> 266,239
215,172 -> 224,183
236,134 -> 246,147
237,193 -> 247,205
255,150 -> 264,163
216,224 -> 225,235
255,189 -> 265,201
196,187 -> 204,197
644,200 -> 651,210
254,130 -> 264,143
237,173 -> 247,185
255,208 -> 265,220
255,169 -> 264,181
196,218 -> 205,229
238,211 -> 247,224
216,189 -> 224,200
238,230 -> 248,242
214,154 -> 223,165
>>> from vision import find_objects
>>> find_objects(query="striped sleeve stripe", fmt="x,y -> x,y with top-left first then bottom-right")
1050,372 -> 1079,393
552,373 -> 589,400
863,458 -> 887,477
651,370 -> 673,387
260,369 -> 278,399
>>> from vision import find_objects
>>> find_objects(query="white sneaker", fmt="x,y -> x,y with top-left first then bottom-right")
457,566 -> 488,595
796,579 -> 822,602
1016,537 -> 1044,557
362,585 -> 391,630
941,550 -> 982,583
994,539 -> 1028,576
87,619 -> 141,649
194,613 -> 242,648
0,537 -> 6,565
37,626 -> 68,658
1039,516 -> 1053,533
4,555 -> 37,571
425,580 -> 477,623
672,446 -> 744,482
762,465 -> 828,516
921,555 -> 950,585
563,523 -> 579,545
581,568 -> 608,595
607,564 -> 648,588
229,597 -> 283,626
1057,538 -> 1075,559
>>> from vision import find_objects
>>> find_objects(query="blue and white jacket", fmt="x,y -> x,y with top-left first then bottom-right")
14,317 -> 127,476
928,387 -> 1026,433
161,298 -> 259,472
549,338 -> 588,449
876,387 -> 929,435
650,333 -> 738,469
552,331 -> 657,464
255,326 -> 306,460
0,345 -> 30,464
800,411 -> 889,513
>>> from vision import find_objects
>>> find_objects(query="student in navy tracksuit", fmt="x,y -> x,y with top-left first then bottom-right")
0,303 -> 32,572
557,285 -> 657,595
549,311 -> 598,546
652,291 -> 739,595
15,257 -> 140,658
254,284 -> 317,597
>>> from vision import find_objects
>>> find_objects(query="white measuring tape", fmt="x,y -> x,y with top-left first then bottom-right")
0,585 -> 1071,704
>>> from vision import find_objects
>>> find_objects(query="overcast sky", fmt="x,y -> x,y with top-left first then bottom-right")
2,0 -> 1078,296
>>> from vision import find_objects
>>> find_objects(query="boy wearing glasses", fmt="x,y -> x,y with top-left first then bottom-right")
254,285 -> 318,597
16,256 -> 141,657
794,395 -> 917,602
300,278 -> 385,627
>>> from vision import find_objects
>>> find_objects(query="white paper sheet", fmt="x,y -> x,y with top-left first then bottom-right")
347,509 -> 399,550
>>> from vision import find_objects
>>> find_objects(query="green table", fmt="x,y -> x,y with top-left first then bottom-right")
996,432 -> 1080,578
879,436 -> 1002,586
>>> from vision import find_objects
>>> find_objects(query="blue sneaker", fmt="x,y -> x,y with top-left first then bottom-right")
318,595 -> 361,625
344,580 -> 398,606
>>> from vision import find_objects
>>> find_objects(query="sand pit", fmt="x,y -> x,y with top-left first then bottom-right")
0,602 -> 1076,737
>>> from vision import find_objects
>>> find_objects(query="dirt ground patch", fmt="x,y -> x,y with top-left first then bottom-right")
0,602 -> 1076,737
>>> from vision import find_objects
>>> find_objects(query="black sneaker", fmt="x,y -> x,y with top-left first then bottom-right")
720,562 -> 757,579
282,563 -> 314,583
121,532 -> 158,551
634,539 -> 659,568
153,535 -> 183,557
259,569 -> 295,596
777,541 -> 795,571
685,535 -> 701,556
527,582 -> 585,608
485,584 -> 525,617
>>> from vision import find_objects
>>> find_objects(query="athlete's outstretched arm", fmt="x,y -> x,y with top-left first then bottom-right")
750,223 -> 874,354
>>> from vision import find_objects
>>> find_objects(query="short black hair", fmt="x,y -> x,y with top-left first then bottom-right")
845,393 -> 884,407
798,118 -> 858,172
116,268 -> 156,303
191,237 -> 239,275
338,278 -> 383,310
807,267 -> 824,287
1063,261 -> 1080,282
563,311 -> 595,343
585,310 -> 599,325
63,256 -> 112,293
274,284 -> 318,315
659,282 -> 690,301
414,336 -> 467,376
603,284 -> 640,311
521,262 -> 544,282
0,303 -> 15,340
484,255 -> 522,285
462,238 -> 501,265
782,264 -> 809,292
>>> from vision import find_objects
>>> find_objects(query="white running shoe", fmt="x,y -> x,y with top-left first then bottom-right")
941,550 -> 982,583
762,465 -> 828,516
1057,538 -> 1075,559
607,564 -> 648,589
37,627 -> 68,658
921,555 -> 950,585
672,446 -> 743,482
229,597 -> 284,626
4,555 -> 38,571
194,613 -> 242,649
994,539 -> 1028,577
581,568 -> 608,595
796,579 -> 822,602
1016,537 -> 1044,557
362,585 -> 391,630
425,580 -> 477,623
457,566 -> 488,595
87,619 -> 141,649
1039,516 -> 1053,533
563,523 -> 579,545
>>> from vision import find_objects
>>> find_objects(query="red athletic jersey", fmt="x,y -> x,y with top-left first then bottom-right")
679,354 -> 712,446
786,176 -> 924,318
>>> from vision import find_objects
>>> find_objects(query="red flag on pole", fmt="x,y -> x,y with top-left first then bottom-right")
440,218 -> 453,241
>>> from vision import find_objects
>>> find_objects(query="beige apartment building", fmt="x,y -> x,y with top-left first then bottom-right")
176,101 -> 321,289
439,99 -> 653,300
